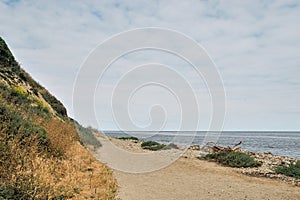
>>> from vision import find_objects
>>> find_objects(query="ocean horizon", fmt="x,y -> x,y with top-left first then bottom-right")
102,131 -> 300,159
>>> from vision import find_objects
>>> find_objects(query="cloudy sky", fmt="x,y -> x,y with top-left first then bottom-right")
1,0 -> 300,131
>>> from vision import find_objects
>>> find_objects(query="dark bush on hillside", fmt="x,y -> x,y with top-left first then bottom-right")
204,151 -> 262,168
41,90 -> 67,117
275,160 -> 300,179
0,37 -> 19,70
141,141 -> 166,151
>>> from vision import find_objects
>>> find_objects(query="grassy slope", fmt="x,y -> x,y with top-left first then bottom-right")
0,37 -> 116,199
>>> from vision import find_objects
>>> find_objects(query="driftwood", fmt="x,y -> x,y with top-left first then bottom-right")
213,141 -> 242,153
201,141 -> 243,153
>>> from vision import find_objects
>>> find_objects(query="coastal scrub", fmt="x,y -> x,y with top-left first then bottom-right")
141,141 -> 166,151
204,151 -> 262,168
275,160 -> 300,179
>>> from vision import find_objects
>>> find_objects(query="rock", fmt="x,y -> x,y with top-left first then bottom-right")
188,145 -> 200,150
167,143 -> 179,149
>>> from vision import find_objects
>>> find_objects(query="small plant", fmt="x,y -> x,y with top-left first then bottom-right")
12,86 -> 27,96
141,141 -> 166,151
118,136 -> 139,141
204,151 -> 262,168
275,160 -> 300,179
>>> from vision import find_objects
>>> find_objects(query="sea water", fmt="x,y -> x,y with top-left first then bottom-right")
103,131 -> 300,159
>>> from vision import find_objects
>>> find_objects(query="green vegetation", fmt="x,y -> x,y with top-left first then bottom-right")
118,136 -> 139,141
0,82 -> 49,118
12,86 -> 27,96
141,141 -> 166,151
0,101 -> 64,199
40,89 -> 67,117
72,119 -> 101,148
275,160 -> 300,179
1,36 -> 67,118
204,151 -> 262,168
0,100 -> 50,148
0,37 -> 19,71
36,99 -> 50,114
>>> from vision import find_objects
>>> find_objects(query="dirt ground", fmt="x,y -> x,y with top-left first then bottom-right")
94,136 -> 300,200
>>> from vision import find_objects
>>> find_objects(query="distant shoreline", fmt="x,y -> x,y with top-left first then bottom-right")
100,131 -> 300,159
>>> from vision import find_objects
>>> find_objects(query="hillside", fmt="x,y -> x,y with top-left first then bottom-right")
0,37 -> 117,199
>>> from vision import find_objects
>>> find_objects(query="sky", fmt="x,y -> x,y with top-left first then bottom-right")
0,0 -> 300,131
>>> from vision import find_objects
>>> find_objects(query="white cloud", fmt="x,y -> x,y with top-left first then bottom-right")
0,0 -> 299,130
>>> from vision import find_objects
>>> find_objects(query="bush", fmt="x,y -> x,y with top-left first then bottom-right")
41,90 -> 67,117
141,141 -> 166,151
72,119 -> 101,148
275,160 -> 300,179
12,86 -> 27,96
0,37 -> 19,69
9,86 -> 30,105
118,136 -> 139,141
36,100 -> 50,115
0,100 -> 51,150
204,151 -> 262,168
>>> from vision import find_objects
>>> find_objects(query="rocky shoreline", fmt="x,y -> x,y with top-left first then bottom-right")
234,151 -> 299,186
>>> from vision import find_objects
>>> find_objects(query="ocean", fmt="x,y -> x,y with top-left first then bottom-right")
103,131 -> 300,159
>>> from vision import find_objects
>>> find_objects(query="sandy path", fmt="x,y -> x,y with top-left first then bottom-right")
94,136 -> 300,200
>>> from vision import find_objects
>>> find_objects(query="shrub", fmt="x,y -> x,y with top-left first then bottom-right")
12,86 -> 27,96
8,86 -> 30,105
275,160 -> 300,179
36,100 -> 50,115
118,136 -> 139,141
141,141 -> 166,151
204,151 -> 262,168
40,90 -> 67,117
0,37 -> 18,69
72,119 -> 101,148
0,100 -> 51,150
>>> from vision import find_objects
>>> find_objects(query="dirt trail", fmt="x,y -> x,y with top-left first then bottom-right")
95,136 -> 300,200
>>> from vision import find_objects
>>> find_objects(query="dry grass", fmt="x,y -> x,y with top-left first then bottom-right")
0,120 -> 117,199
64,142 -> 117,199
40,118 -> 79,156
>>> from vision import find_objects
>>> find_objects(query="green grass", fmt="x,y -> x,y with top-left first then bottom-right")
275,160 -> 300,179
141,141 -> 166,151
204,151 -> 262,168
